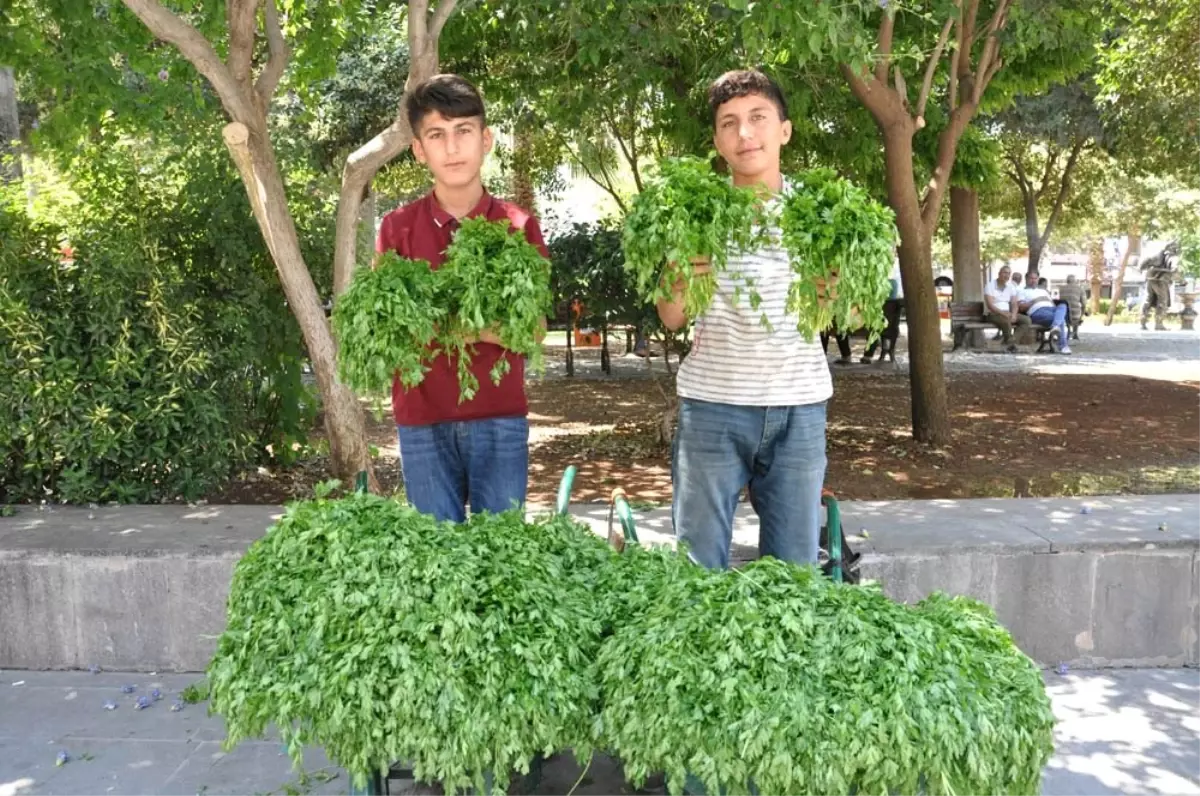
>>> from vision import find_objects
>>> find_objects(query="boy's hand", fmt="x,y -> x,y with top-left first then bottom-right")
814,269 -> 839,307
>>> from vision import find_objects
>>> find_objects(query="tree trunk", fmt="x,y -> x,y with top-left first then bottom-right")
222,121 -> 377,490
1088,238 -> 1104,314
0,66 -> 22,183
884,131 -> 951,446
1027,238 -> 1046,275
949,186 -> 982,302
355,187 -> 377,271
1104,231 -> 1139,326
511,128 -> 536,212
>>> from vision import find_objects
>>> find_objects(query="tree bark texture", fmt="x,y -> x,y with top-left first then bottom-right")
950,186 -> 982,302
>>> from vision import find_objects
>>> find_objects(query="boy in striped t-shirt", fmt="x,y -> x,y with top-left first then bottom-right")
656,69 -> 832,569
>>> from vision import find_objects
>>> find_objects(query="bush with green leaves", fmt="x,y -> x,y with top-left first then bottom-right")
622,155 -> 765,318
332,252 -> 442,394
780,167 -> 898,341
0,130 -> 325,503
207,491 -> 615,793
596,554 -> 1055,796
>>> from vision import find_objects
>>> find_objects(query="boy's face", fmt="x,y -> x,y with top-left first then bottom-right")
411,111 -> 493,191
712,93 -> 791,182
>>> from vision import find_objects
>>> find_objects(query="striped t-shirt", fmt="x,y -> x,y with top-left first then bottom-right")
676,214 -> 833,408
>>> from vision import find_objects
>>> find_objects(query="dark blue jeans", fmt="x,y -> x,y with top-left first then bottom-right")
396,417 -> 529,523
672,398 -> 827,569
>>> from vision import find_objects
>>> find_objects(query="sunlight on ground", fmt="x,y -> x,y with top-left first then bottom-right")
0,779 -> 35,796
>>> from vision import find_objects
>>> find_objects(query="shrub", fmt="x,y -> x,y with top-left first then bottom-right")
0,132 -> 325,502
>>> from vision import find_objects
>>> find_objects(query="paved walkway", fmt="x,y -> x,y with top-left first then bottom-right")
539,324 -> 1200,382
1,669 -> 1195,795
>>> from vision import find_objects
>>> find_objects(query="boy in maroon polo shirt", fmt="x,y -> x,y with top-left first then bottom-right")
376,74 -> 549,522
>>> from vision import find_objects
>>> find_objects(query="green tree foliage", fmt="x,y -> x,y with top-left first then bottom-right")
1097,0 -> 1200,177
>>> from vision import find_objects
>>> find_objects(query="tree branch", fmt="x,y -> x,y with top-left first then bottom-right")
605,106 -> 642,193
430,0 -> 458,39
1034,146 -> 1060,202
121,0 -> 258,122
916,16 -> 955,126
875,11 -> 896,84
840,63 -> 905,128
560,131 -> 627,214
1042,138 -> 1087,245
226,0 -> 258,85
255,0 -> 288,106
1004,149 -> 1031,194
948,14 -> 962,110
972,0 -> 1011,105
332,0 -> 447,297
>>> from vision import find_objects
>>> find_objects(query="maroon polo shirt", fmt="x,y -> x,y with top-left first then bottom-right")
375,190 -> 549,427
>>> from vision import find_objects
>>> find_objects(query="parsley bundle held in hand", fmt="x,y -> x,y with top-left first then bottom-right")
207,493 -> 616,794
779,168 -> 898,342
622,155 -> 764,317
332,252 -> 441,394
597,556 -> 1055,796
439,217 -> 553,402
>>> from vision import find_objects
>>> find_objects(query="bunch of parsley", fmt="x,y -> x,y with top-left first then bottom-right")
332,252 -> 442,394
779,167 -> 898,341
622,155 -> 766,319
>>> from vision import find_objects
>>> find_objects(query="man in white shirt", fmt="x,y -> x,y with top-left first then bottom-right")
984,265 -> 1029,352
656,69 -> 831,570
1019,270 -> 1071,354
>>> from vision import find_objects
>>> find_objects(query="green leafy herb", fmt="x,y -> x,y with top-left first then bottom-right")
438,217 -> 554,402
622,155 -> 765,318
207,494 -> 613,794
332,252 -> 441,394
596,555 -> 1054,796
779,168 -> 898,341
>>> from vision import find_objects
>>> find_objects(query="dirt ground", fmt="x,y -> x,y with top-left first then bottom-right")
209,368 -> 1200,506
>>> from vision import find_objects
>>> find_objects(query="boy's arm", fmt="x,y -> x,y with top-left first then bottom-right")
656,258 -> 710,332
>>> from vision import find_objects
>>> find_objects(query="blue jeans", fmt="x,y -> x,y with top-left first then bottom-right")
396,417 -> 529,522
1030,305 -> 1069,348
672,398 -> 827,569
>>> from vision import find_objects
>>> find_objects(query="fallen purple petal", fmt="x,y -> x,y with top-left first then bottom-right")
103,700 -> 118,711
56,750 -> 70,766
151,688 -> 163,701
170,700 -> 184,712
1079,505 -> 1092,515
135,696 -> 152,710
158,69 -> 169,82
121,684 -> 136,694
1056,662 -> 1069,676
88,664 -> 101,674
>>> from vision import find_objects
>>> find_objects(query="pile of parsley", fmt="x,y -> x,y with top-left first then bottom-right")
596,553 -> 1054,796
333,218 -> 551,402
209,495 -> 1054,796
207,492 -> 614,793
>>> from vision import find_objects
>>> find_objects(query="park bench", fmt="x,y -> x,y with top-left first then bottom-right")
950,301 -> 1057,353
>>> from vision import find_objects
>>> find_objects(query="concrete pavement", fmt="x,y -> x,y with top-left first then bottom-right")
0,668 -> 1196,795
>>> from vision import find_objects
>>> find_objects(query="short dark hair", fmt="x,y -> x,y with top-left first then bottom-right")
707,69 -> 789,124
406,74 -> 486,135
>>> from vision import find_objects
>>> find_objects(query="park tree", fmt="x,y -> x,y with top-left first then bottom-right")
1096,0 -> 1199,179
991,79 -> 1109,273
744,0 -> 1099,444
5,0 -> 467,488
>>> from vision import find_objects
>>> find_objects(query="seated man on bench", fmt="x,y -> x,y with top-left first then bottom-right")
1019,270 -> 1071,354
984,265 -> 1028,352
